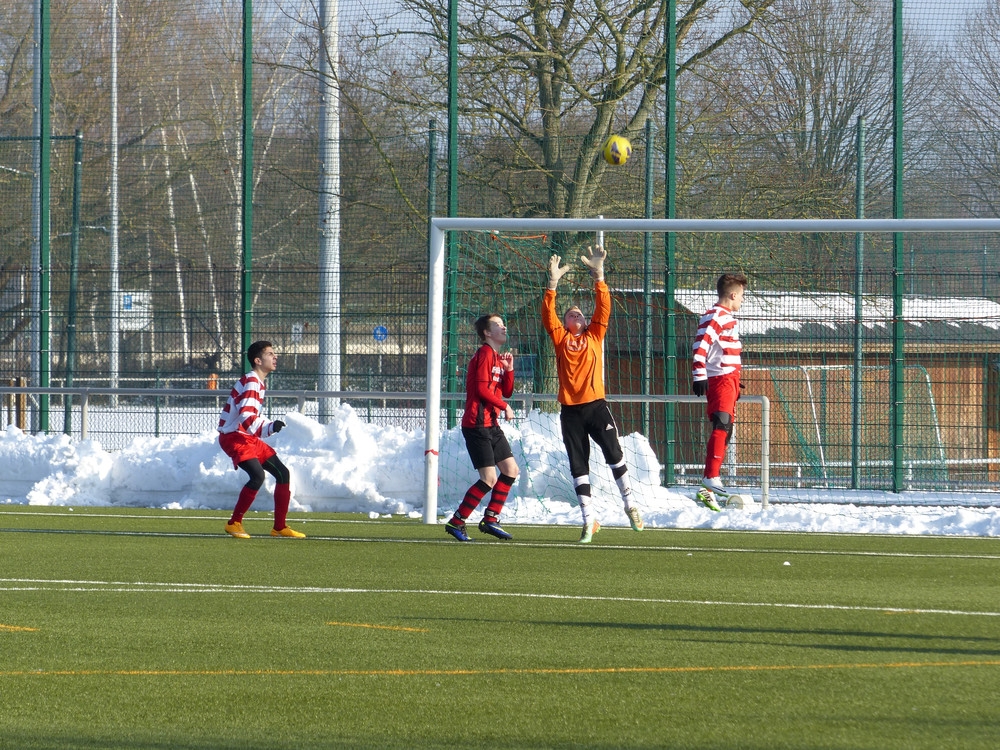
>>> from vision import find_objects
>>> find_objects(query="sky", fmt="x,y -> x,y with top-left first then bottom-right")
1,404 -> 998,538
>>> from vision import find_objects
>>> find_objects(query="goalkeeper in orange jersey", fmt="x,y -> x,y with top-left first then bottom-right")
542,244 -> 643,543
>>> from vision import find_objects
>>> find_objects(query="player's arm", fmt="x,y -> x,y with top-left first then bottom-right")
497,352 -> 516,419
691,314 -> 721,396
498,351 -> 515,399
582,245 -> 610,335
468,351 -> 510,413
235,378 -> 285,436
543,254 -> 571,338
236,386 -> 268,436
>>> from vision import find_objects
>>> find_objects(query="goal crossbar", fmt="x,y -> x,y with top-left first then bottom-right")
423,217 -> 1000,522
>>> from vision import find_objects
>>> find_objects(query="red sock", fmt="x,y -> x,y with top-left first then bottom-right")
485,474 -> 515,520
273,483 -> 291,529
704,429 -> 728,478
453,480 -> 490,523
230,486 -> 257,524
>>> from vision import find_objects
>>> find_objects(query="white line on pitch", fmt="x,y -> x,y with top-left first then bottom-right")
3,524 -> 998,560
0,578 -> 997,617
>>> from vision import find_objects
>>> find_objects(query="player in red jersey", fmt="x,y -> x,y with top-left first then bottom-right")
444,314 -> 519,541
218,340 -> 304,538
692,273 -> 749,511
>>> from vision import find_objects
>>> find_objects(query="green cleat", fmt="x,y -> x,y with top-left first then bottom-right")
578,520 -> 601,544
626,507 -> 644,531
695,487 -> 721,512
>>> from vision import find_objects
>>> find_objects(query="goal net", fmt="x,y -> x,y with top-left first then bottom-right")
423,217 -> 1000,522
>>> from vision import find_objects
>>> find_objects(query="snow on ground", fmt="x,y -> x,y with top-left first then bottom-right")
1,403 -> 999,537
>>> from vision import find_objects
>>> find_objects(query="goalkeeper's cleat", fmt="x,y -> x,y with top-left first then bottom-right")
224,521 -> 250,539
444,520 -> 473,542
626,506 -> 645,532
695,486 -> 722,512
270,526 -> 306,538
478,519 -> 513,540
578,520 -> 601,544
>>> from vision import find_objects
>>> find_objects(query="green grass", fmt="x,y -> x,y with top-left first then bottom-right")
1,507 -> 998,749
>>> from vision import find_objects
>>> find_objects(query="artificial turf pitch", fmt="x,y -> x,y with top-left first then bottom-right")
1,506 -> 998,749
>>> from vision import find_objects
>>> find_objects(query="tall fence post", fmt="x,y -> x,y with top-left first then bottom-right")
851,117 -> 865,489
65,130 -> 83,435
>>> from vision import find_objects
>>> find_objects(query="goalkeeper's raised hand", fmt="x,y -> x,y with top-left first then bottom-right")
547,254 -> 572,290
581,244 -> 607,281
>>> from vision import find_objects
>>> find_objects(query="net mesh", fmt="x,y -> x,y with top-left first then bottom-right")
2,1 -> 999,506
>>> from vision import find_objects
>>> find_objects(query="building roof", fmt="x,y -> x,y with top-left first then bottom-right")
616,289 -> 1000,354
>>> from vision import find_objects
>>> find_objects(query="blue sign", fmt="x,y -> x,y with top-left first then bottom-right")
373,325 -> 389,342
122,294 -> 133,311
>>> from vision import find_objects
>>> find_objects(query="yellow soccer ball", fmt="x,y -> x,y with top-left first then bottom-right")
602,135 -> 632,166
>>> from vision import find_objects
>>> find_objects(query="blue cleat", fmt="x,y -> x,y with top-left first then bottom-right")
478,519 -> 513,540
444,520 -> 473,542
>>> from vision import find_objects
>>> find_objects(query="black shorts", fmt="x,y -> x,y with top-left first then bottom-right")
462,426 -> 514,470
559,399 -> 624,478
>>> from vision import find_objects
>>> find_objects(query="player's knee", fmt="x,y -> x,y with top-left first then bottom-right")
244,473 -> 264,491
609,457 -> 628,480
710,411 -> 733,438
498,459 -> 519,480
263,456 -> 290,484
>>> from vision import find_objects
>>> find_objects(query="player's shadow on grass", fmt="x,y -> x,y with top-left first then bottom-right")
419,616 -> 1000,656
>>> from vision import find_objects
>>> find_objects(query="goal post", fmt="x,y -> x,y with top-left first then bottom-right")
424,217 -> 1000,523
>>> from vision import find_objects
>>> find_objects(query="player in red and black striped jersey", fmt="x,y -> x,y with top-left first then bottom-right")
692,273 -> 748,511
444,314 -> 519,541
217,340 -> 304,539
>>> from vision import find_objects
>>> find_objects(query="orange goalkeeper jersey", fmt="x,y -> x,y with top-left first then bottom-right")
542,281 -> 609,406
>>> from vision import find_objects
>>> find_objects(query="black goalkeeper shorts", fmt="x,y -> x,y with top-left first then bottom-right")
559,399 -> 624,478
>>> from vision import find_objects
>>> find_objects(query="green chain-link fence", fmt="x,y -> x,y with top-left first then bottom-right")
3,1 -> 1000,498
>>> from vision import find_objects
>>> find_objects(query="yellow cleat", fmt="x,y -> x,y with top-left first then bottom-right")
225,522 -> 250,539
271,526 -> 306,538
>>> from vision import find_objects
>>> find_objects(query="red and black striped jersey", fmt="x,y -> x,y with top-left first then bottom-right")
461,344 -> 514,428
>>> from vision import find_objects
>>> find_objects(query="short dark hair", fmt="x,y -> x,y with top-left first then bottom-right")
474,313 -> 502,342
246,340 -> 272,367
717,273 -> 748,298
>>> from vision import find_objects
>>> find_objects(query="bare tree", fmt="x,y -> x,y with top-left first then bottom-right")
313,0 -> 780,221
684,0 -> 940,271
938,3 -> 1000,218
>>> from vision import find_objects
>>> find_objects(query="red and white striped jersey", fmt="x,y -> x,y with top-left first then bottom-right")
692,304 -> 742,381
217,370 -> 277,437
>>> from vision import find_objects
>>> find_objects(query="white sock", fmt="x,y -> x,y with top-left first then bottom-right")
574,474 -> 593,525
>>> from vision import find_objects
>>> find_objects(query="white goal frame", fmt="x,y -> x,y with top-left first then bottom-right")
423,217 -> 1000,522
